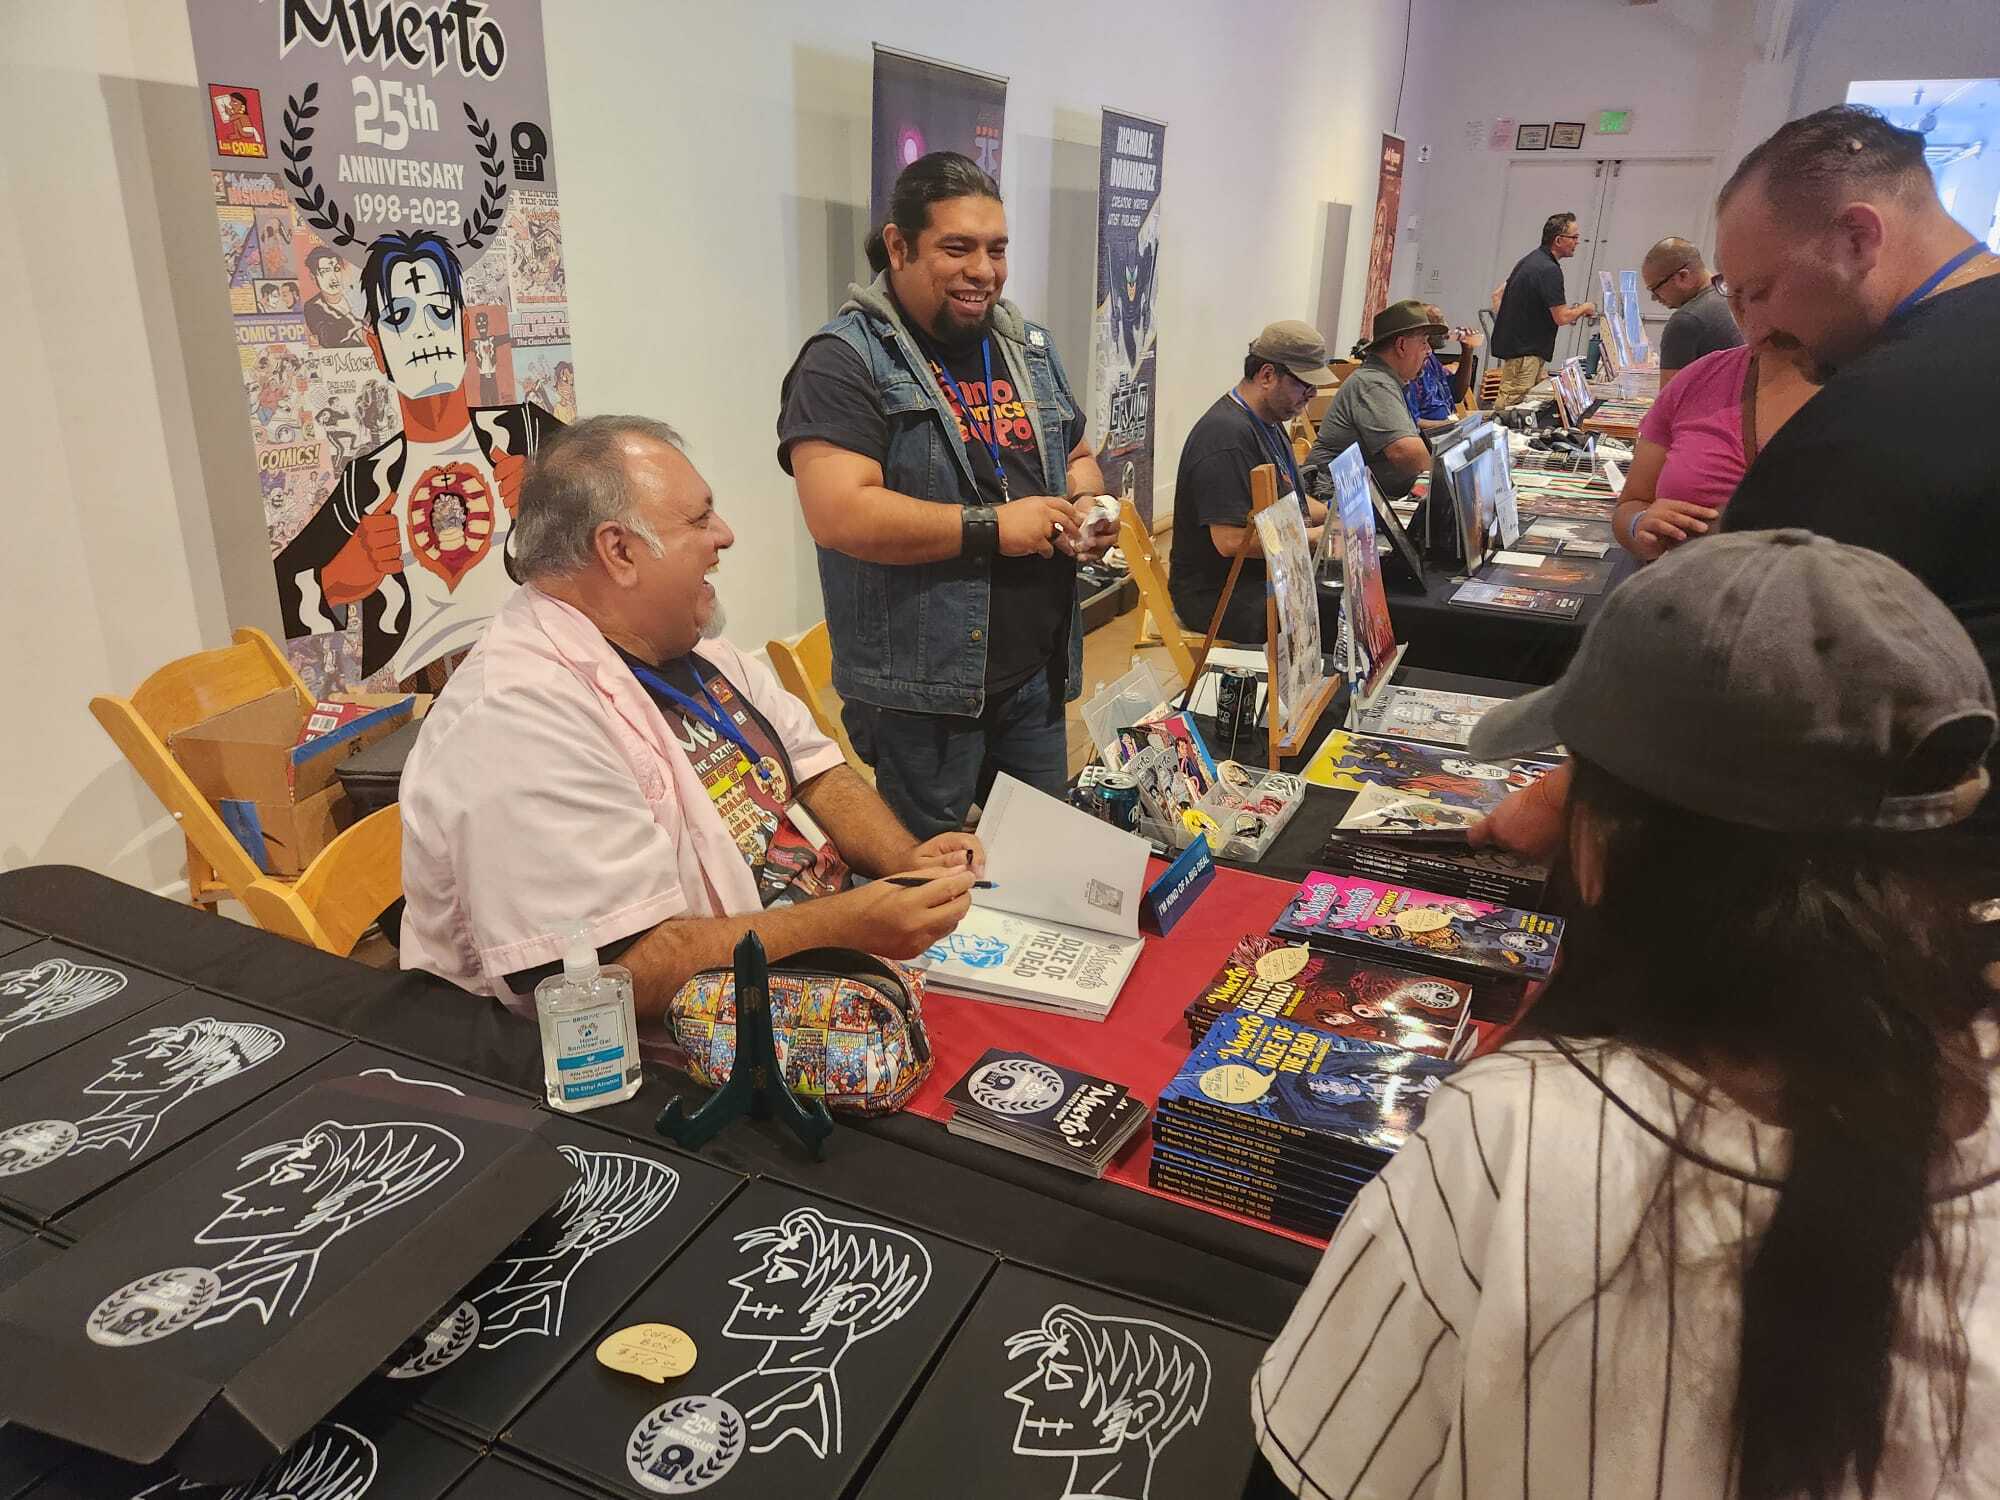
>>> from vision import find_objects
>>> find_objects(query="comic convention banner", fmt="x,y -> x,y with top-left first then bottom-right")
1358,133 -> 1405,342
870,46 -> 1007,222
188,0 -> 575,694
1090,110 -> 1164,526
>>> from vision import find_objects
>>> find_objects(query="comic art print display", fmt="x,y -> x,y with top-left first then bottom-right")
1358,133 -> 1405,340
1090,111 -> 1164,525
187,0 -> 575,693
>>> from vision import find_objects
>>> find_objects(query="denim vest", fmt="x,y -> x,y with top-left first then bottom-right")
795,277 -> 1086,716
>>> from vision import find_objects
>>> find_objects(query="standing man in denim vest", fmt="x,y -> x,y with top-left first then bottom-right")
778,152 -> 1111,839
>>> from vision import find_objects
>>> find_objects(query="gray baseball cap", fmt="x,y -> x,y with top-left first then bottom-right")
1469,530 -> 1995,832
1247,321 -> 1338,386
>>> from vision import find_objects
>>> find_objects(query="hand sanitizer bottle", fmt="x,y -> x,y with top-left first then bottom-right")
534,924 -> 642,1112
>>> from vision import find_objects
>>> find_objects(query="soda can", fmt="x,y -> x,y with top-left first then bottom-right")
1214,667 -> 1257,747
1093,773 -> 1142,832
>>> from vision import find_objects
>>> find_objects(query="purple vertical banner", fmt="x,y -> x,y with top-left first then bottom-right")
185,0 -> 574,695
870,46 -> 1007,224
1090,111 -> 1165,526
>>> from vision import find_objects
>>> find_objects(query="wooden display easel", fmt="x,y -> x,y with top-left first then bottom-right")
1179,463 -> 1341,769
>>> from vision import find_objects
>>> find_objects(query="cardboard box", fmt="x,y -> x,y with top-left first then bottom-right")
172,692 -> 413,807
217,782 -> 348,878
0,1074 -> 572,1482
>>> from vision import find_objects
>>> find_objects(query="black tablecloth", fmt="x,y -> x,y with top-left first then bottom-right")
0,866 -> 1315,1333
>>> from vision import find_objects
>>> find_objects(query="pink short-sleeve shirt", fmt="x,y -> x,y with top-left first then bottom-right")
1638,344 -> 1754,512
398,586 -> 846,1015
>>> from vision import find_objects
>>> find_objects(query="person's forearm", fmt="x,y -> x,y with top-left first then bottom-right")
1065,453 -> 1106,500
798,765 -> 918,878
619,899 -> 849,1017
808,486 -> 965,565
1613,498 -> 1648,552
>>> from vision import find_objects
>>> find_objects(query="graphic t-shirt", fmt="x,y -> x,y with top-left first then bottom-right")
618,649 -> 851,908
778,317 -> 1086,693
388,425 -> 509,682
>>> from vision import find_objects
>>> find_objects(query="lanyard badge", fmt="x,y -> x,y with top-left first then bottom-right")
1229,389 -> 1306,502
629,663 -> 775,788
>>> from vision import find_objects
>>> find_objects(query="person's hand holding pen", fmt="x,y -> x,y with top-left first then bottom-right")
908,831 -> 987,877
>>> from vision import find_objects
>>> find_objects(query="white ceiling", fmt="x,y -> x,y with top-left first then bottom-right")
1846,77 -> 2000,150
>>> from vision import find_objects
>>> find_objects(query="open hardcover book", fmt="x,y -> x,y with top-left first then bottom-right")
915,774 -> 1150,1019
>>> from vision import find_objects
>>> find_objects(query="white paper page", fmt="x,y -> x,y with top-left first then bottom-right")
1492,550 -> 1545,568
973,773 -> 1150,939
1600,457 -> 1626,495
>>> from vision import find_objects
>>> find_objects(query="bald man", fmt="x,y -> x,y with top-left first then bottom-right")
1642,236 -> 1742,387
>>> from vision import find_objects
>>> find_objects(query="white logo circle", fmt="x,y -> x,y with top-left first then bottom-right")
627,1395 -> 746,1493
87,1267 -> 220,1346
966,1059 -> 1064,1115
1395,981 -> 1466,1012
386,1300 -> 481,1379
0,1119 -> 78,1176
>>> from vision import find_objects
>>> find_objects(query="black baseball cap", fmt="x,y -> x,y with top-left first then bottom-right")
1469,530 -> 1994,832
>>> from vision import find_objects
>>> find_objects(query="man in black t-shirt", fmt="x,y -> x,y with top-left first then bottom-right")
777,153 -> 1110,839
1491,213 -> 1599,410
1168,321 -> 1333,643
1716,103 -> 2000,835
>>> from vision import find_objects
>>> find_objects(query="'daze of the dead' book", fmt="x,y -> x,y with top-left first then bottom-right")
1183,937 -> 1472,1058
857,1261 -> 1268,1500
1300,731 -> 1562,810
1271,871 -> 1562,983
1323,783 -> 1551,905
942,1049 -> 1147,1178
0,1074 -> 572,1479
505,1180 -> 992,1500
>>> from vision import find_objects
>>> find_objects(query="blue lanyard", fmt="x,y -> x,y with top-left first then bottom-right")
931,340 -> 1011,501
1889,244 -> 1985,323
1229,389 -> 1306,503
629,662 -> 772,785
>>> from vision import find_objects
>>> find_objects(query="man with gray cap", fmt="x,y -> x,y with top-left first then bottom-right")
1642,235 -> 1742,388
1307,299 -> 1442,502
1167,320 -> 1333,644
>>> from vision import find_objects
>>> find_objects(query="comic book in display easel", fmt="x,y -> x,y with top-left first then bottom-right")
1244,464 -> 1340,768
1327,443 -> 1404,728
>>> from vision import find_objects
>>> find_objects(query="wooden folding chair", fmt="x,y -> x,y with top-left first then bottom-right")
242,806 -> 400,957
766,621 -> 864,774
90,627 -> 313,911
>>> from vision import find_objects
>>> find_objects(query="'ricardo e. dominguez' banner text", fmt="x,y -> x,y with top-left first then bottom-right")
187,0 -> 576,693
1090,111 -> 1164,527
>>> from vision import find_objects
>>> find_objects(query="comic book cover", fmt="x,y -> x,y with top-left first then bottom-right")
1183,935 -> 1472,1057
1271,871 -> 1563,981
1478,554 -> 1613,595
1449,580 -> 1587,617
1323,783 -> 1551,905
1350,685 -> 1507,748
1301,730 -> 1562,808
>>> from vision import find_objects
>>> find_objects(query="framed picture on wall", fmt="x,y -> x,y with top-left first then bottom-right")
1550,122 -> 1586,150
1515,123 -> 1550,151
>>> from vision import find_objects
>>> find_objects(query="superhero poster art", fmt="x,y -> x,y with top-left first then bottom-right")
186,0 -> 575,694
1090,110 -> 1165,527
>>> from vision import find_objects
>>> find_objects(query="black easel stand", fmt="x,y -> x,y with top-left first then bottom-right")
656,932 -> 833,1158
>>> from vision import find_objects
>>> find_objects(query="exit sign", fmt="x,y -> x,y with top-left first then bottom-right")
1598,109 -> 1632,135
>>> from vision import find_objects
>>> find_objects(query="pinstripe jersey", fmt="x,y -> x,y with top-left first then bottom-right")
1252,1040 -> 2000,1498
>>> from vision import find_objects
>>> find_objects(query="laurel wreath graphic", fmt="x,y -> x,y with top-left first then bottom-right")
278,85 -> 511,251
628,1399 -> 744,1489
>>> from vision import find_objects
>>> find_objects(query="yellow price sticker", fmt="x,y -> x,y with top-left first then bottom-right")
596,1323 -> 698,1384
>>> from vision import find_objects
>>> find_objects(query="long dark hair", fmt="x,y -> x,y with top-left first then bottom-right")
1525,756 -> 1989,1500
870,150 -> 1001,273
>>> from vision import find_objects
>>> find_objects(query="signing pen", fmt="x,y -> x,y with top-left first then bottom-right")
882,876 -> 997,889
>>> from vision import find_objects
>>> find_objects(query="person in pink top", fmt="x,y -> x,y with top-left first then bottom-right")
1613,344 -> 1818,560
399,415 -> 981,1036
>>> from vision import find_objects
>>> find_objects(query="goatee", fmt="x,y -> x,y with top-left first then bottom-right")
699,596 -> 728,641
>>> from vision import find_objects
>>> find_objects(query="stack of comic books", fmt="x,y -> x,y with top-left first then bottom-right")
943,1049 -> 1148,1179
1323,784 -> 1550,905
1182,934 -> 1475,1059
1149,1009 -> 1455,1236
1270,871 -> 1563,993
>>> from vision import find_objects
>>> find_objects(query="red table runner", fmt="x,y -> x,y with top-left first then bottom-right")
902,859 -> 1332,1249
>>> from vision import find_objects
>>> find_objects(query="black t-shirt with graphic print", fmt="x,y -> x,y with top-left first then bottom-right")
778,320 -> 1087,695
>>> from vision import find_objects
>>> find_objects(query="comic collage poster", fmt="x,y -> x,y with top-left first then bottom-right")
187,0 -> 576,694
1358,134 -> 1405,342
869,46 -> 1007,223
1089,111 -> 1164,526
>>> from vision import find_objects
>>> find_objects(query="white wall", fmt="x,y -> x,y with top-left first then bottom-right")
1792,0 -> 2000,116
0,0 -> 1424,893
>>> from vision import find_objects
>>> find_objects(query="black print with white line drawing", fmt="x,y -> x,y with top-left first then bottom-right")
1003,1303 -> 1212,1500
131,1420 -> 378,1499
0,1017 -> 286,1176
625,1205 -> 935,1479
0,959 -> 129,1046
85,1118 -> 464,1347
387,1145 -> 680,1378
967,1059 -> 1066,1115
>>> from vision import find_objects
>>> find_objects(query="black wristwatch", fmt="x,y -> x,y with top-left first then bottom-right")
961,504 -> 1000,558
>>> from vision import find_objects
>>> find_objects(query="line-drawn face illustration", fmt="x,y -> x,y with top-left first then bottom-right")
1004,1304 -> 1212,1500
365,247 -> 467,399
0,959 -> 128,1045
132,1420 -> 378,1499
928,932 -> 1008,970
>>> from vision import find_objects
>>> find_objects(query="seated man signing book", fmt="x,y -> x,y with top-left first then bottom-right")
399,416 -> 980,1026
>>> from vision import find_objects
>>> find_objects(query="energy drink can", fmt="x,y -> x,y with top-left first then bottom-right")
1215,667 -> 1257,748
1093,773 -> 1141,832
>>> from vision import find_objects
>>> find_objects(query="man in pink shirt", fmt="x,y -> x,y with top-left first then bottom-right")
400,415 -> 980,1027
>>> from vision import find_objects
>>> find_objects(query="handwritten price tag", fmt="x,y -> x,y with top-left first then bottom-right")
596,1323 -> 698,1383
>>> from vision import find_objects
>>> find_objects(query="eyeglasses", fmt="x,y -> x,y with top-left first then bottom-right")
1648,266 -> 1691,296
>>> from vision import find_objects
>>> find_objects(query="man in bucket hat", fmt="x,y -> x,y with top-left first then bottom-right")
1308,299 -> 1447,501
